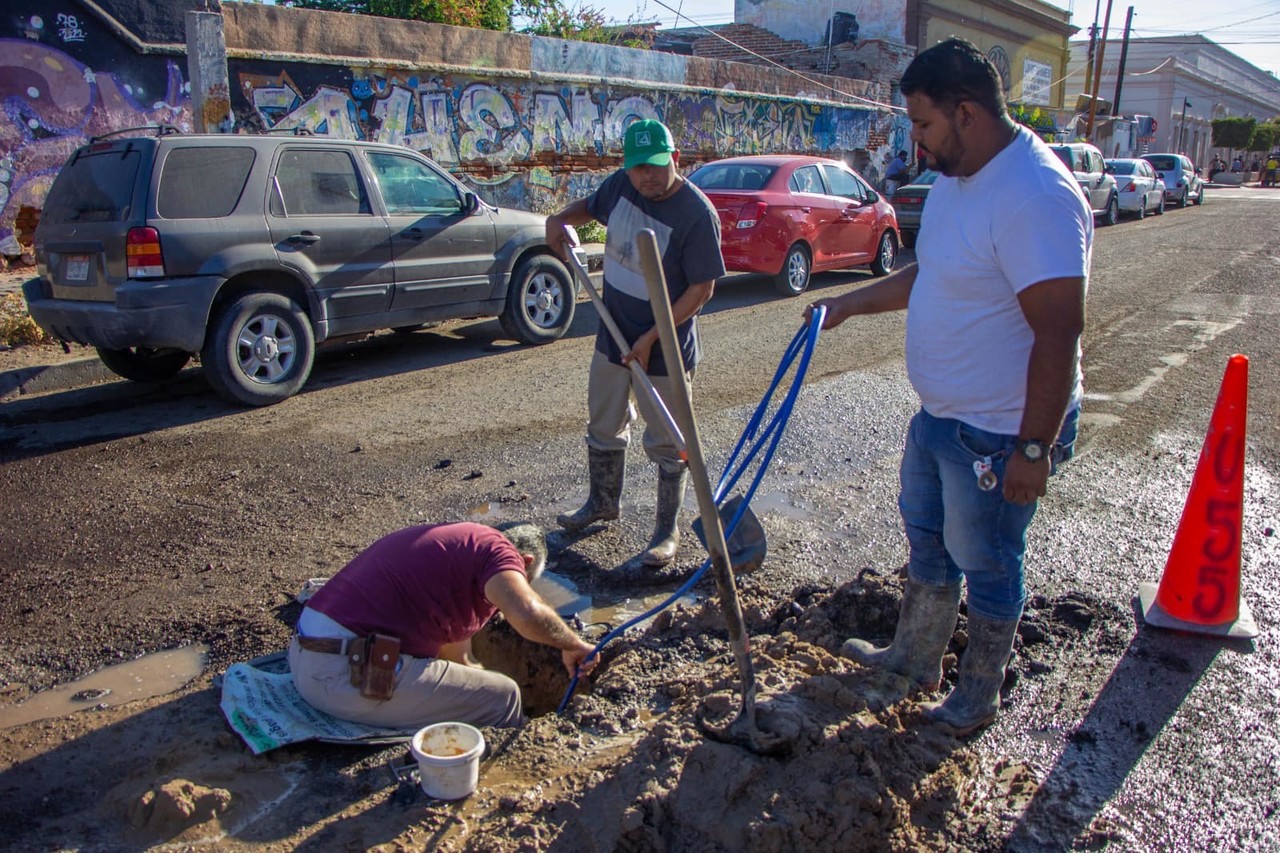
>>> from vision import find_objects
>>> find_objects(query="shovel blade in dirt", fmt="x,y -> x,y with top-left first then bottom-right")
692,495 -> 767,573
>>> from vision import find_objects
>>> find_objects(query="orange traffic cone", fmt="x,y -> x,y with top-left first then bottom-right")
1139,354 -> 1257,638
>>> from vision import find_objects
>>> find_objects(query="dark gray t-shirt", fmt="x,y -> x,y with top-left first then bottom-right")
587,170 -> 725,375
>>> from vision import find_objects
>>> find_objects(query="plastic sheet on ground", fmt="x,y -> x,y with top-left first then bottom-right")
218,652 -> 414,754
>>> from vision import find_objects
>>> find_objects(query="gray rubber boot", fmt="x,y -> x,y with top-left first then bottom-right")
841,579 -> 961,692
557,447 -> 625,531
640,467 -> 687,566
921,611 -> 1020,736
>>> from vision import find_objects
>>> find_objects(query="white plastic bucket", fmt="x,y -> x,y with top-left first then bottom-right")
409,722 -> 485,800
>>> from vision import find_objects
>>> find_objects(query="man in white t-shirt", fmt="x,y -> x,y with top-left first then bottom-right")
807,38 -> 1091,736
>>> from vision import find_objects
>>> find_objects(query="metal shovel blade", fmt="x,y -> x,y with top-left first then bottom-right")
691,495 -> 767,573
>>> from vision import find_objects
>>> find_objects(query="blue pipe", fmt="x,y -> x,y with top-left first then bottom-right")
556,307 -> 826,714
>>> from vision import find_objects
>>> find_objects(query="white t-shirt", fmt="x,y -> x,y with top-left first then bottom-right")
907,126 -> 1093,435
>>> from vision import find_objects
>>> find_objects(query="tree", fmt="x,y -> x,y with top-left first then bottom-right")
284,0 -> 610,37
1248,123 -> 1276,154
1210,116 -> 1255,151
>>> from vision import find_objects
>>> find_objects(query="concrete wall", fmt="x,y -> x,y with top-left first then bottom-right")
0,1 -> 907,254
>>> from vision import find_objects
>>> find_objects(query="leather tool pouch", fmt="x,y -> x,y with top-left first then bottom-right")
348,634 -> 401,701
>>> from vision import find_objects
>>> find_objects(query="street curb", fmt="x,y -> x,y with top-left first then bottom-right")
0,355 -> 117,401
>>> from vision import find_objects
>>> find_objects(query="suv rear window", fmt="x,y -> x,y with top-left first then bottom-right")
1146,155 -> 1178,170
42,148 -> 141,224
1049,147 -> 1076,170
158,147 -> 255,218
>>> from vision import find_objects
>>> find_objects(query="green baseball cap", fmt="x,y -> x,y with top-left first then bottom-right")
623,119 -> 675,169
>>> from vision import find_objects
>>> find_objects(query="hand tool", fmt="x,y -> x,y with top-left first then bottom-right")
635,228 -> 791,756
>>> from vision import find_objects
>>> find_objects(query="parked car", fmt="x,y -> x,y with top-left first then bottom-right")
886,170 -> 939,248
1142,153 -> 1205,207
1048,142 -> 1120,226
24,128 -> 581,406
1104,158 -> 1166,219
687,155 -> 899,296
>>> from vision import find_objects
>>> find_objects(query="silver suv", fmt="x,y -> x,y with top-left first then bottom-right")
24,128 -> 580,405
1142,153 -> 1205,207
1049,142 -> 1120,226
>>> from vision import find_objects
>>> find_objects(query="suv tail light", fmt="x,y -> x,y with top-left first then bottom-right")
126,227 -> 165,278
734,200 -> 767,229
894,196 -> 924,205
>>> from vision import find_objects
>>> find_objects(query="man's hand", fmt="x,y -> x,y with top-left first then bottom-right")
562,639 -> 599,679
805,296 -> 850,330
1003,453 -> 1050,505
622,330 -> 658,372
545,214 -> 578,262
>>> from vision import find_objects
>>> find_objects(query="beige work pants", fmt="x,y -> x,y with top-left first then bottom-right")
287,637 -> 524,729
585,349 -> 691,473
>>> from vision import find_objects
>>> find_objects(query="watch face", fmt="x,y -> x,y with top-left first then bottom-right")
1021,440 -> 1045,461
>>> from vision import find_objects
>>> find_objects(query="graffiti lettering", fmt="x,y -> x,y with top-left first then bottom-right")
56,14 -> 85,43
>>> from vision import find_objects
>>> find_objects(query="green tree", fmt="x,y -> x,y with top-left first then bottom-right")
1210,116 -> 1255,150
1248,123 -> 1276,153
284,0 -> 610,37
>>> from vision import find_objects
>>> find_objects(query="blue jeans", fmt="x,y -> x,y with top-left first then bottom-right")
899,407 -> 1078,621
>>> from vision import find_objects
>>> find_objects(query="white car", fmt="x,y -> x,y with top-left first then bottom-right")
1105,158 -> 1165,220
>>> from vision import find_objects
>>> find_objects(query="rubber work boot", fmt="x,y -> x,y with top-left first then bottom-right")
921,611 -> 1020,736
841,579 -> 961,692
640,467 -> 687,566
557,447 -> 625,531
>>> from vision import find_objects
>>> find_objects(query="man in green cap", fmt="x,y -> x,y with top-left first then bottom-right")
545,118 -> 725,571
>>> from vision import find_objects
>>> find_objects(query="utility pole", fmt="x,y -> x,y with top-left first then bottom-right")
1178,98 -> 1191,154
1084,0 -> 1101,94
1112,6 -> 1134,116
1085,0 -> 1113,141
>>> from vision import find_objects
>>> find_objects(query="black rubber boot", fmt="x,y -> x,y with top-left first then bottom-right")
921,611 -> 1020,736
640,467 -> 687,567
841,579 -> 961,692
557,447 -> 625,531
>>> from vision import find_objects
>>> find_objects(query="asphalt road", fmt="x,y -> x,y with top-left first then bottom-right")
1,186 -> 1278,848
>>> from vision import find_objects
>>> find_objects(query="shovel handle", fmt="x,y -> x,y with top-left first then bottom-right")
564,251 -> 688,462
633,228 -> 757,699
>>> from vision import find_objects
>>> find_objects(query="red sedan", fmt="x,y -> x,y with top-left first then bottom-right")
687,155 -> 900,296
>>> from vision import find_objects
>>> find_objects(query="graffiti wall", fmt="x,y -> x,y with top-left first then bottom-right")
231,59 -> 900,212
1,3 -> 909,254
0,12 -> 192,254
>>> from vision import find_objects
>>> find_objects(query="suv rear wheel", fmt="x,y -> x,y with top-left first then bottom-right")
1102,195 -> 1119,226
202,292 -> 315,406
499,254 -> 575,345
95,346 -> 191,383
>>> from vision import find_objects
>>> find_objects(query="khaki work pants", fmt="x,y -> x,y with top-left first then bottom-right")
288,637 -> 524,730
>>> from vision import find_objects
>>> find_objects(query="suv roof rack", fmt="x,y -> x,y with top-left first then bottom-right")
90,124 -> 182,143
259,126 -> 316,136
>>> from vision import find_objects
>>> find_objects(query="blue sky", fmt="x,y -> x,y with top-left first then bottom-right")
579,0 -> 1280,75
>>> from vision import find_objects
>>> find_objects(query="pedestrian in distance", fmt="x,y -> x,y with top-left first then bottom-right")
1264,154 -> 1279,188
805,38 -> 1091,737
289,522 -> 598,729
544,119 -> 726,569
884,149 -> 910,195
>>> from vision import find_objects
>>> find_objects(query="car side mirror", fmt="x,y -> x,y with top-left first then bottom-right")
461,191 -> 480,214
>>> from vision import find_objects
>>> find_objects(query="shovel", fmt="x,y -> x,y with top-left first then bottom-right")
562,250 -> 687,462
634,228 -> 792,756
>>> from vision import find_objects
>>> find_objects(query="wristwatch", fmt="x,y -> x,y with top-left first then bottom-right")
1017,439 -> 1049,462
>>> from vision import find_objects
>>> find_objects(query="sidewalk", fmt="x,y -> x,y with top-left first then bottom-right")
1,244 -> 607,402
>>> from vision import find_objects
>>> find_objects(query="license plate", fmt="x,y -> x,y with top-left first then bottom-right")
66,255 -> 90,282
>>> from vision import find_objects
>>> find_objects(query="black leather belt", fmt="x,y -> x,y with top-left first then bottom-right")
296,635 -> 357,655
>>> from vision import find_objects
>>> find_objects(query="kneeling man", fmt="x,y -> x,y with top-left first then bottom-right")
289,521 -> 598,729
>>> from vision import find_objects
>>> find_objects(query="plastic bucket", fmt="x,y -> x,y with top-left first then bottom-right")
409,722 -> 485,800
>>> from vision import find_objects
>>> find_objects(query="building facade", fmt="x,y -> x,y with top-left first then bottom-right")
1067,35 -> 1280,166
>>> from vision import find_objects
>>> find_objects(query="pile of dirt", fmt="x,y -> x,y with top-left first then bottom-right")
0,571 -> 1122,851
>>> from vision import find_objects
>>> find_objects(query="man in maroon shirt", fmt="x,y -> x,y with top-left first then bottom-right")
288,522 -> 598,729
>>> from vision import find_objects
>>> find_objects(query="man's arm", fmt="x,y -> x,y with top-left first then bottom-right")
544,197 -> 597,262
1004,275 -> 1086,505
804,262 -> 918,329
483,571 -> 599,678
623,279 -> 716,371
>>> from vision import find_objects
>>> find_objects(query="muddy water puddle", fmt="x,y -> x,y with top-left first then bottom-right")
0,644 -> 208,729
533,571 -> 696,629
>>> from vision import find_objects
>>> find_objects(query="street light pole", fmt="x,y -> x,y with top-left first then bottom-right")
1178,98 -> 1190,154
